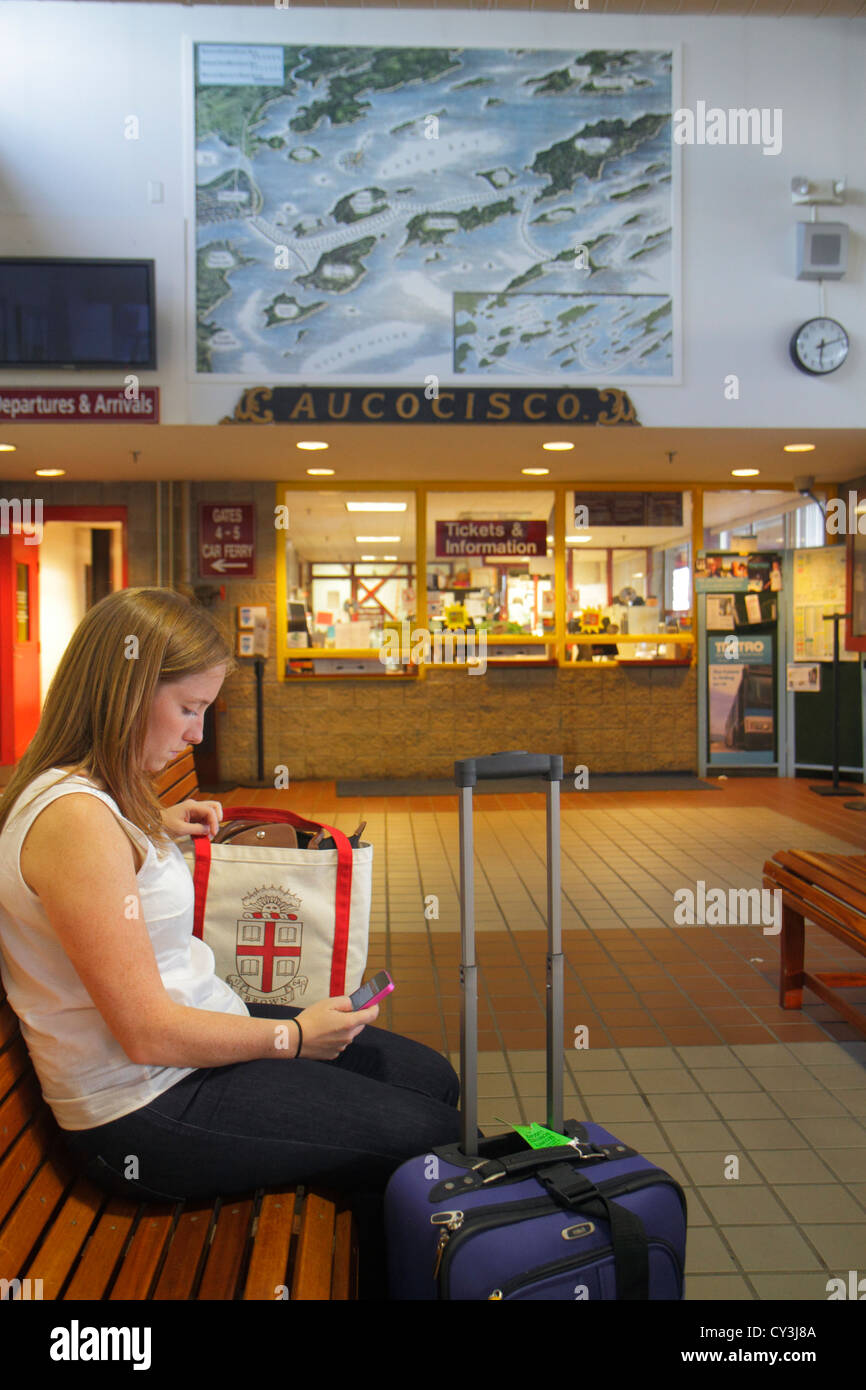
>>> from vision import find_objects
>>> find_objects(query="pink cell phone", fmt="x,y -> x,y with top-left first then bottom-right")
349,970 -> 394,1010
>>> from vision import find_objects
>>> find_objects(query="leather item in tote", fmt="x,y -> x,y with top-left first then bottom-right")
182,806 -> 372,1007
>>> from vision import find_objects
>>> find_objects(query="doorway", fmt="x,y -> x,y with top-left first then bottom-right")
0,506 -> 127,771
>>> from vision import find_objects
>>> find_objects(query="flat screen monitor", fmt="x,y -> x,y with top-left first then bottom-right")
0,259 -> 156,369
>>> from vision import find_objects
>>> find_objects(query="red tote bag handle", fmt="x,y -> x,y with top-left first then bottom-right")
190,807 -> 354,998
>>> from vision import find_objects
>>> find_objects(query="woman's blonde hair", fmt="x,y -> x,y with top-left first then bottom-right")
0,587 -> 237,858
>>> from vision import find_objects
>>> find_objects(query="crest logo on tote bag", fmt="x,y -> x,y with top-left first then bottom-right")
227,887 -> 310,1005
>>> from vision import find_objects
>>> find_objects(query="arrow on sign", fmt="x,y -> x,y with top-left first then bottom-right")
210,558 -> 249,572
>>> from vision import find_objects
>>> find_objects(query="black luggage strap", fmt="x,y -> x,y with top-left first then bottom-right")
429,1139 -> 638,1203
540,1163 -> 650,1301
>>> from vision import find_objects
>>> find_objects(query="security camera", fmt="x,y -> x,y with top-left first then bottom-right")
794,475 -> 815,495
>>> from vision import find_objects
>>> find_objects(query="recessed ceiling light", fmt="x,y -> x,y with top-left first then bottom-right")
783,443 -> 815,453
306,467 -> 334,475
731,469 -> 760,477
345,501 -> 406,512
35,467 -> 65,476
355,535 -> 401,543
0,443 -> 17,453
542,442 -> 574,452
522,467 -> 550,475
297,441 -> 329,450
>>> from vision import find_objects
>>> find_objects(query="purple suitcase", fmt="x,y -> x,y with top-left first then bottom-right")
384,752 -> 687,1300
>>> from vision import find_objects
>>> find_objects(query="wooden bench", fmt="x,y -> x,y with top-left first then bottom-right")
763,850 -> 866,1040
0,749 -> 359,1300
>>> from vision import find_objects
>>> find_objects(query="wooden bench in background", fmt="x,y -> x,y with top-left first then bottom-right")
0,750 -> 359,1300
763,850 -> 866,1041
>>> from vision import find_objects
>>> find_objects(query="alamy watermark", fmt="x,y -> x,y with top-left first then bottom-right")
379,622 -> 487,675
673,881 -> 781,934
673,103 -> 782,157
825,490 -> 866,535
0,498 -> 42,545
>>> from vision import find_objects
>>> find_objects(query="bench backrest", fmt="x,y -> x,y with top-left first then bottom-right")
153,746 -> 198,806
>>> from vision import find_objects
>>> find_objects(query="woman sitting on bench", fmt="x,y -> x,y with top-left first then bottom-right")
0,587 -> 461,1297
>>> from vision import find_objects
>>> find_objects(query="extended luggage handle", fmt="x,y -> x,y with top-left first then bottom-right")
453,752 -> 565,1156
454,752 -> 564,786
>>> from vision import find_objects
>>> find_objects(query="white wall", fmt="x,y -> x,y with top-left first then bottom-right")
2,3 -> 865,429
39,522 -> 88,697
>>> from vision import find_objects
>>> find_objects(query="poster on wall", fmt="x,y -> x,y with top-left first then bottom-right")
193,43 -> 675,380
707,632 -> 775,765
793,545 -> 856,662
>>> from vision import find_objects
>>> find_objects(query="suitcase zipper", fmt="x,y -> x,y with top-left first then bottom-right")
433,1169 -> 685,1299
488,1235 -> 683,1301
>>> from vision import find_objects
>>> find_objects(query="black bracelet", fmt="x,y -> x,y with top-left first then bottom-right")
294,1020 -> 303,1059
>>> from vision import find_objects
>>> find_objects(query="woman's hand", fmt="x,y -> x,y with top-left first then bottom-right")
292,996 -> 379,1060
161,798 -> 223,839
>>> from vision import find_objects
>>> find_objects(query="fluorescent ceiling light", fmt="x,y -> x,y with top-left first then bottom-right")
783,443 -> 815,453
522,467 -> 549,475
297,441 -> 329,450
306,468 -> 334,475
355,535 -> 401,542
382,555 -> 398,561
0,443 -> 17,452
731,469 -> 760,477
542,442 -> 574,451
569,535 -> 593,543
345,501 -> 407,512
360,554 -> 377,561
35,467 -> 65,476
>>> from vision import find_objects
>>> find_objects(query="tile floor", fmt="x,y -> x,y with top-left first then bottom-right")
221,775 -> 866,1301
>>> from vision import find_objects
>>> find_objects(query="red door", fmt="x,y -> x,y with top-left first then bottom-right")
0,528 -> 41,765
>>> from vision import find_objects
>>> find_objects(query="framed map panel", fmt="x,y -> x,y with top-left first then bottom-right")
193,42 -> 676,382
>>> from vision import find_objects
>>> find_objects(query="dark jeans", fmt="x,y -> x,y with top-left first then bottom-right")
61,1004 -> 461,1298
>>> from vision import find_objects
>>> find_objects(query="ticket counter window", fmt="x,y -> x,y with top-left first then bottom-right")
283,491 -> 415,660
426,491 -> 555,642
565,490 -> 692,662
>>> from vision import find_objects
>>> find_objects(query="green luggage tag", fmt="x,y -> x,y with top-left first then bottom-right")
495,1118 -> 574,1150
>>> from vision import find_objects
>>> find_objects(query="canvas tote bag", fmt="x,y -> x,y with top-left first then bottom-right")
181,807 -> 372,1007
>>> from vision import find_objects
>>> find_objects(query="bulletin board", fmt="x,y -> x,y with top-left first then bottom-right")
792,546 -> 855,662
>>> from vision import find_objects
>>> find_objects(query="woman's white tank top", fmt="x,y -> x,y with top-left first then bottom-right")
0,769 -> 248,1130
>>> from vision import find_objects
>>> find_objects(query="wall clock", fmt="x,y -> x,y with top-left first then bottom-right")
789,317 -> 849,375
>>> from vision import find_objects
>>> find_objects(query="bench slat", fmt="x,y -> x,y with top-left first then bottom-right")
0,1139 -> 76,1280
331,1206 -> 357,1300
0,1034 -> 32,1100
109,1206 -> 177,1301
63,1197 -> 138,1300
0,1073 -> 43,1164
0,1109 -> 62,1229
242,1191 -> 294,1301
770,852 -> 866,917
292,1191 -> 336,1301
152,1203 -> 216,1300
0,1001 -> 20,1050
25,1177 -> 105,1299
197,1196 -> 255,1300
152,749 -> 195,801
